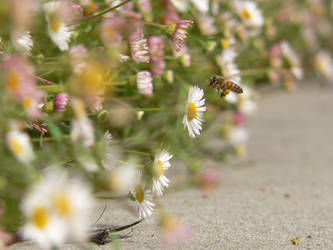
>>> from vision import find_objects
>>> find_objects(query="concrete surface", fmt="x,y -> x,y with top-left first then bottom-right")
9,86 -> 333,249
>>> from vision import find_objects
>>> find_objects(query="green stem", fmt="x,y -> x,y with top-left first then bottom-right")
124,150 -> 150,156
38,85 -> 66,94
31,135 -> 69,142
136,108 -> 168,112
141,20 -> 166,29
82,0 -> 134,22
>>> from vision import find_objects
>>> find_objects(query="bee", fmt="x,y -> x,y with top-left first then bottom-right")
208,75 -> 243,98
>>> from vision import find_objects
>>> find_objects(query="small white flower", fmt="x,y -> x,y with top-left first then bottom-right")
170,0 -> 189,12
234,0 -> 264,28
43,2 -> 72,51
6,128 -> 34,164
198,15 -> 217,36
228,126 -> 249,146
70,98 -> 95,147
12,30 -> 33,54
183,86 -> 206,138
152,150 -> 173,196
21,171 -> 95,248
132,185 -> 155,218
107,164 -> 140,195
314,51 -> 333,82
137,71 -> 153,97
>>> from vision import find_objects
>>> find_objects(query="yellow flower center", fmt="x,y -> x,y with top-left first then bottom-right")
49,13 -> 61,33
53,192 -> 71,217
9,137 -> 23,155
221,39 -> 229,49
187,102 -> 197,121
155,160 -> 164,178
134,185 -> 144,204
241,9 -> 252,20
32,207 -> 49,229
22,97 -> 33,109
6,71 -> 20,92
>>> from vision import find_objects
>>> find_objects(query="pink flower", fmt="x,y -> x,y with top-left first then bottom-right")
234,112 -> 246,126
69,45 -> 87,74
130,28 -> 150,63
160,213 -> 192,248
164,0 -> 180,24
3,56 -> 44,119
148,37 -> 165,76
137,71 -> 153,97
100,17 -> 125,46
54,92 -> 70,113
172,20 -> 193,52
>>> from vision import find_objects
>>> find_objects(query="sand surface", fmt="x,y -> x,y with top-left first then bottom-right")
9,86 -> 333,249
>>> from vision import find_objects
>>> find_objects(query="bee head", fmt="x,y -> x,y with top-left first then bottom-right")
209,75 -> 217,86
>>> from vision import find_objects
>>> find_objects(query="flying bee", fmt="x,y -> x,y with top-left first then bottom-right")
208,75 -> 243,98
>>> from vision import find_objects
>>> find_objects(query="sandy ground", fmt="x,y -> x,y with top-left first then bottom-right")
9,86 -> 333,249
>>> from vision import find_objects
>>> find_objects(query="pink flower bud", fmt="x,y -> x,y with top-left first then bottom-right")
54,92 -> 70,113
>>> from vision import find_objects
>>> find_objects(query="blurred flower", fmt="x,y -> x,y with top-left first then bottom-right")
6,126 -> 34,164
108,102 -> 134,128
227,125 -> 249,147
43,1 -> 73,51
234,0 -> 264,28
238,86 -> 257,115
183,86 -> 206,138
152,150 -> 173,196
137,71 -> 153,97
138,0 -> 152,21
269,44 -> 283,68
69,45 -> 87,74
0,229 -> 12,249
129,28 -> 150,63
107,164 -> 140,195
10,0 -> 39,30
196,169 -> 221,189
314,51 -> 333,82
171,20 -> 193,52
234,112 -> 246,126
132,185 -> 155,218
218,48 -> 242,83
70,98 -> 95,147
170,0 -> 188,12
11,30 -> 33,54
198,15 -> 217,36
280,41 -> 303,80
21,171 -> 94,248
148,37 -> 165,76
159,212 -> 192,247
3,56 -> 44,119
54,93 -> 70,113
170,0 -> 209,12
69,59 -> 108,111
100,17 -> 125,48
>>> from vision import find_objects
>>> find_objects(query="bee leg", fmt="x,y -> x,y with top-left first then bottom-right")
220,89 -> 230,98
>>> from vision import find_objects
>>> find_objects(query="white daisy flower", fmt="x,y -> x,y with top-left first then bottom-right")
314,51 -> 333,82
43,2 -> 72,51
183,86 -> 206,138
152,150 -> 173,196
6,128 -> 34,164
234,0 -> 264,28
132,185 -> 155,218
12,30 -> 33,54
21,171 -> 94,248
